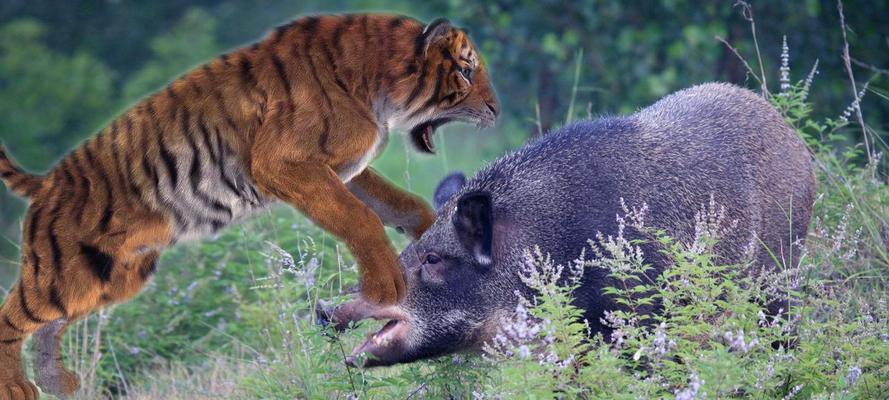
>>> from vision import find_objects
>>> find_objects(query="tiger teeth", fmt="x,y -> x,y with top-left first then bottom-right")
422,127 -> 436,152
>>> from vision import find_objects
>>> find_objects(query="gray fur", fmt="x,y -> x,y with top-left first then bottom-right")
32,319 -> 79,397
395,83 -> 816,364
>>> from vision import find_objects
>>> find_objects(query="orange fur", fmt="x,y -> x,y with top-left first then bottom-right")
0,14 -> 497,398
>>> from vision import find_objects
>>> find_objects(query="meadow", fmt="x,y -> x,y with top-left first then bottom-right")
0,1 -> 887,399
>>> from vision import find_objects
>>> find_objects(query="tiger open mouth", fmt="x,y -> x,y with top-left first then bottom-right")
409,118 -> 452,154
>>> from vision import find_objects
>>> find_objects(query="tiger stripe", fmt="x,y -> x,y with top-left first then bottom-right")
359,16 -> 372,100
138,253 -> 159,281
2,315 -> 24,334
18,284 -> 49,324
47,214 -> 63,275
408,63 -> 446,119
69,150 -> 92,224
79,243 -> 114,283
270,53 -> 292,95
86,140 -> 116,232
0,14 -> 498,397
29,250 -> 41,282
182,110 -> 233,220
156,129 -> 180,190
47,285 -> 67,317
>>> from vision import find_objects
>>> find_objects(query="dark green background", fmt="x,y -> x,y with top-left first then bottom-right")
1,0 -> 887,277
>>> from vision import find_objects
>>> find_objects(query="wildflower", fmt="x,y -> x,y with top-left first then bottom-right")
839,81 -> 869,125
554,354 -> 575,369
487,300 -> 547,360
846,365 -> 862,386
585,201 -> 648,276
779,36 -> 791,93
601,310 -> 637,349
651,322 -> 676,358
675,372 -> 703,400
498,302 -> 542,344
519,247 -> 564,295
568,249 -> 585,285
516,344 -> 531,359
619,197 -> 649,231
724,329 -> 759,353
689,195 -> 737,255
781,385 -> 803,400
801,59 -> 819,100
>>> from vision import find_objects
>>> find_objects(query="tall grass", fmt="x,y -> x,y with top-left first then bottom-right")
27,2 -> 889,398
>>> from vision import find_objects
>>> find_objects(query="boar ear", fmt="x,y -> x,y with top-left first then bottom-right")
453,191 -> 494,267
434,172 -> 466,210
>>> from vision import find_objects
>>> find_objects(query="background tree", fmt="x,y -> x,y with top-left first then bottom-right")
0,0 -> 886,284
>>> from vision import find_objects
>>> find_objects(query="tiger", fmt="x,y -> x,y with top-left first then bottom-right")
0,14 -> 498,399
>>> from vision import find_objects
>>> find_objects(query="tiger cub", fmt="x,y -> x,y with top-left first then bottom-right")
0,14 -> 498,398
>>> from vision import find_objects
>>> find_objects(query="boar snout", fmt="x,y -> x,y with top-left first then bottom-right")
318,297 -> 415,367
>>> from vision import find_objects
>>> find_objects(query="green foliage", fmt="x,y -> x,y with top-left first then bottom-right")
469,181 -> 887,399
0,19 -> 114,165
0,18 -> 117,277
122,8 -> 222,103
0,2 -> 886,399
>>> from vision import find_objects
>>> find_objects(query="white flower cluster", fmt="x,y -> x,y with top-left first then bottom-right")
689,194 -> 738,255
600,310 -> 639,349
723,329 -> 759,353
674,372 -> 703,400
650,322 -> 677,358
845,364 -> 862,386
519,247 -> 562,295
586,199 -> 649,275
254,241 -> 319,291
490,301 -> 545,360
781,384 -> 803,400
839,81 -> 869,125
779,35 -> 791,93
486,247 -> 580,370
801,59 -> 819,100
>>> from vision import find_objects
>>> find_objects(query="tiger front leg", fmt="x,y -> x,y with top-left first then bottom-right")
251,160 -> 405,305
347,168 -> 435,240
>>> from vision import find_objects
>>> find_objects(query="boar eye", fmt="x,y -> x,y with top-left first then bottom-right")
423,253 -> 442,265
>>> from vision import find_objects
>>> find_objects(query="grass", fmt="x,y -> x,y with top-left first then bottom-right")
7,4 -> 889,399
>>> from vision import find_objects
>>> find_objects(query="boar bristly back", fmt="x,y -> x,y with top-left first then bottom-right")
337,83 -> 816,367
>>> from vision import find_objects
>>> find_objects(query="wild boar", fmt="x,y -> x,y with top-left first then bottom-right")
324,83 -> 816,367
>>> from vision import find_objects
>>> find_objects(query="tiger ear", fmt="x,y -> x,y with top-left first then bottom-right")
422,18 -> 454,56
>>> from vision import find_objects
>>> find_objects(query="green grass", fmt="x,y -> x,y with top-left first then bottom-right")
18,35 -> 889,400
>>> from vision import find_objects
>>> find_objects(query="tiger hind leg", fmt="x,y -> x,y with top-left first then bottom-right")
32,319 -> 80,398
0,282 -> 53,400
26,247 -> 161,399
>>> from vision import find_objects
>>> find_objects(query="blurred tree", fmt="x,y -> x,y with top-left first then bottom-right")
0,0 -> 887,272
434,0 -> 888,135
0,19 -> 114,274
122,8 -> 222,103
0,19 -> 114,166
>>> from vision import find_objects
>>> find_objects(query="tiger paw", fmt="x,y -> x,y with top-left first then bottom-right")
404,205 -> 435,241
0,379 -> 39,400
359,260 -> 406,306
